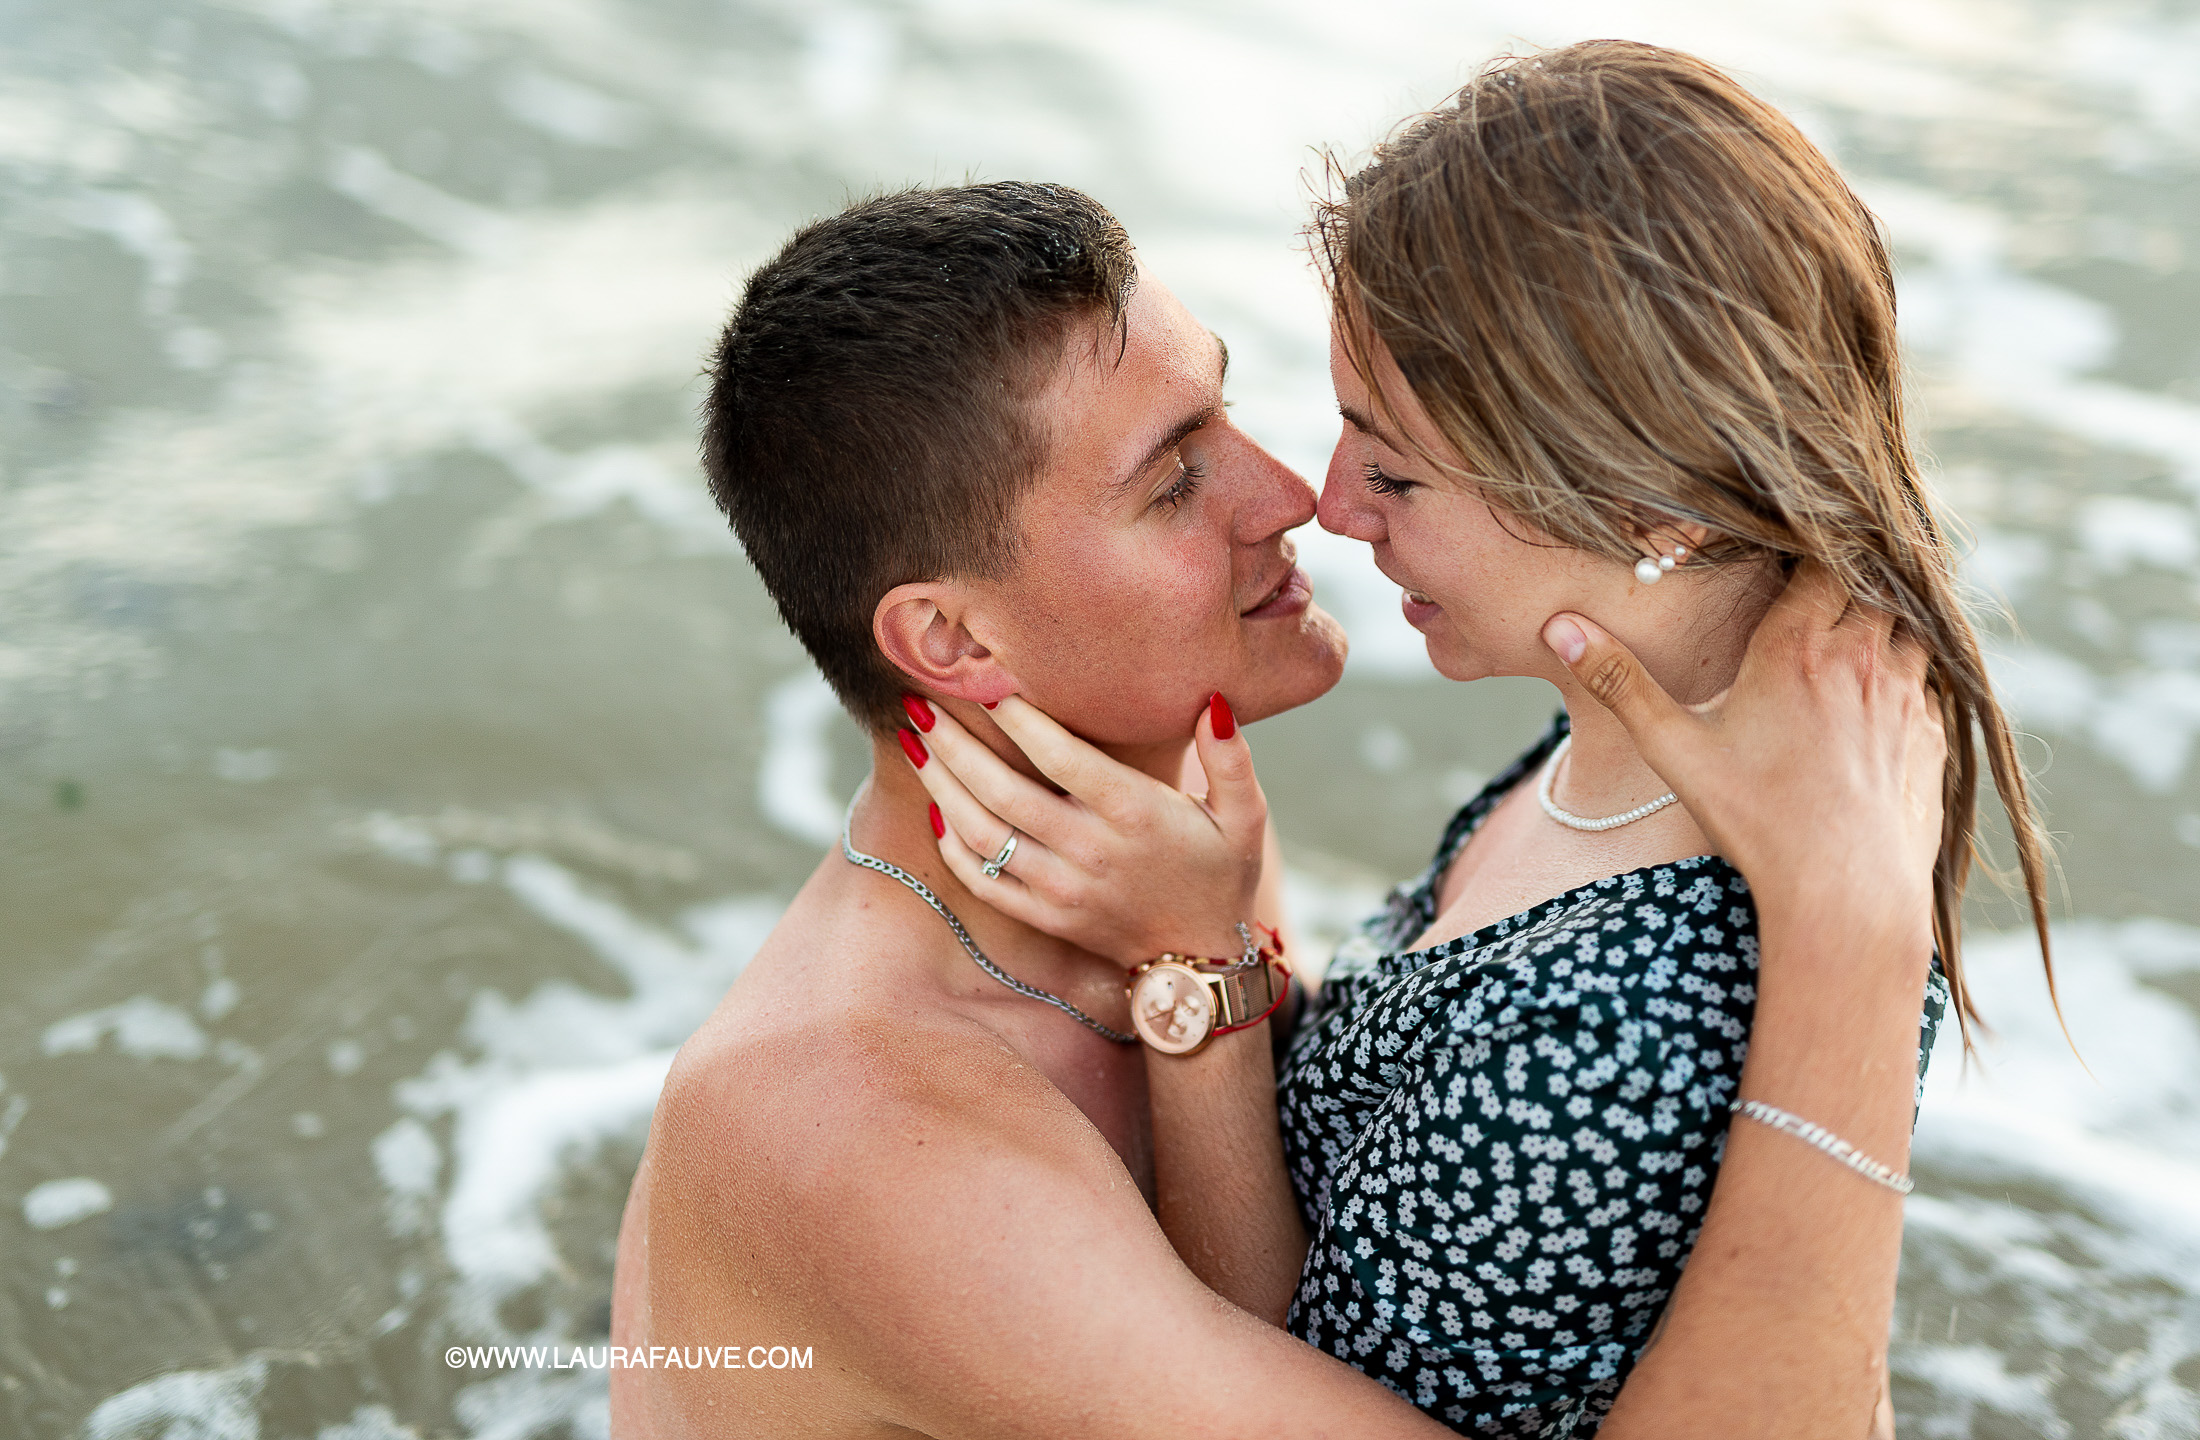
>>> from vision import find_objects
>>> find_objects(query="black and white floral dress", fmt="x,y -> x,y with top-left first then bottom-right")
1278,714 -> 1947,1436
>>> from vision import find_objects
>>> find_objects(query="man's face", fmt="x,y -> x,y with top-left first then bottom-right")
969,270 -> 1346,748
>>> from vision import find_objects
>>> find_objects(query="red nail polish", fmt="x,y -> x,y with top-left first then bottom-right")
898,729 -> 928,769
981,701 -> 998,711
1209,692 -> 1236,741
928,801 -> 945,839
902,694 -> 935,732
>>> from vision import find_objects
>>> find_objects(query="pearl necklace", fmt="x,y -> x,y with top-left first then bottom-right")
1535,735 -> 1680,832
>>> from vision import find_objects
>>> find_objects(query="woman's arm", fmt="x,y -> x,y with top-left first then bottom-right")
1153,731 -> 1315,1324
1144,995 -> 1309,1324
903,697 -> 1315,1319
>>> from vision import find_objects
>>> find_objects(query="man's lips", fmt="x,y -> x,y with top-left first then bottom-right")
1241,566 -> 1313,619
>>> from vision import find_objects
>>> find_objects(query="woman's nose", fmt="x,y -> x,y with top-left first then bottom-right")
1317,451 -> 1383,543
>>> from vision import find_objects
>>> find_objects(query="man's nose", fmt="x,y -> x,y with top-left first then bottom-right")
1230,432 -> 1317,541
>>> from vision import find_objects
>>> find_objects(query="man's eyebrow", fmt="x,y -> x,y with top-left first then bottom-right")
1338,401 -> 1408,455
1114,401 -> 1220,497
1111,330 -> 1231,499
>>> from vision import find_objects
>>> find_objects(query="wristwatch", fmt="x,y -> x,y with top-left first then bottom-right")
1125,956 -> 1282,1056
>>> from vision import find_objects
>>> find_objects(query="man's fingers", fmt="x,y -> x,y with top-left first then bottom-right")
1190,693 -> 1268,843
986,695 -> 1152,825
1543,612 -> 1694,762
1889,626 -> 1932,685
1761,559 -> 1851,643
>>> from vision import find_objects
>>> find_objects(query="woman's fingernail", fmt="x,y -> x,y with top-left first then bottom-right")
1544,616 -> 1588,665
981,700 -> 997,711
928,801 -> 945,839
898,729 -> 928,769
1209,692 -> 1237,741
902,694 -> 935,732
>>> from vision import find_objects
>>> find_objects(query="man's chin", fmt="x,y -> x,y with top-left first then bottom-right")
1233,603 -> 1349,725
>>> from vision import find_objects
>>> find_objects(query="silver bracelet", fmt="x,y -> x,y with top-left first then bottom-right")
1729,1099 -> 1914,1195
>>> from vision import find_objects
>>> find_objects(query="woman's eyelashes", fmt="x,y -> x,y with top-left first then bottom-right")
1362,460 -> 1416,497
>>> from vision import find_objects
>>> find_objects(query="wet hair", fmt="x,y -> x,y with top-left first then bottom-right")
703,182 -> 1135,734
1314,40 -> 2053,1036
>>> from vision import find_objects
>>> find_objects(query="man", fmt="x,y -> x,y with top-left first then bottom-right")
608,183 -> 1448,1436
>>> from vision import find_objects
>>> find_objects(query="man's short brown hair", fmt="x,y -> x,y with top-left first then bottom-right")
702,182 -> 1135,733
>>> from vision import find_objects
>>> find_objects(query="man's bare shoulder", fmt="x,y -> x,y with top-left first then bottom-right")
664,998 -> 1033,1162
615,865 -> 1444,1440
644,895 -> 1130,1244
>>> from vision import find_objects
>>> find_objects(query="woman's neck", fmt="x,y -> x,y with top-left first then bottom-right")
1551,561 -> 1781,816
1550,702 -> 1679,817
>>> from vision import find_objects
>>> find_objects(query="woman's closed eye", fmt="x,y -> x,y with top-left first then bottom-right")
1362,461 -> 1416,497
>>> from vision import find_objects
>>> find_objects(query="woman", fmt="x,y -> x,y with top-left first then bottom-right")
903,40 -> 2054,1436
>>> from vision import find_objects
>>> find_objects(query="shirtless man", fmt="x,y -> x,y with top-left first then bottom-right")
608,182 -> 1450,1436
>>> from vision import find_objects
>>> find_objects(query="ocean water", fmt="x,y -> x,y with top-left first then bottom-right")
3,0 -> 2198,1435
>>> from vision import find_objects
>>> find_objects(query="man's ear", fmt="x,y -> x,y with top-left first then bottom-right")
873,582 -> 1019,705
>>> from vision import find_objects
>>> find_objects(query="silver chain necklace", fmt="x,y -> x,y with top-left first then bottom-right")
1536,735 -> 1680,832
839,799 -> 1136,1045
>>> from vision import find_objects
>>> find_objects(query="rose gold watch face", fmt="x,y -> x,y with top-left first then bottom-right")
1131,964 -> 1215,1055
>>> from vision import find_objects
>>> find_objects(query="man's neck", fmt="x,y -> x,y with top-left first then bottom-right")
845,719 -> 1193,1002
1098,737 -> 1199,789
947,698 -> 1198,790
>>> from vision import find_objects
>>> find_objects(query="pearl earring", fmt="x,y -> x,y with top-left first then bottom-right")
1632,545 -> 1687,585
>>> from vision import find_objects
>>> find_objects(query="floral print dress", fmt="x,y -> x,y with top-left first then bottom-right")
1277,714 -> 1948,1436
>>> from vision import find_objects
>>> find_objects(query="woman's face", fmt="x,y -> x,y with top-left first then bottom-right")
1315,325 -> 1732,698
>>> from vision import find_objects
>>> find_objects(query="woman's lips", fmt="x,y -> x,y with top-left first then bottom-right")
1242,566 -> 1313,620
1401,588 -> 1442,629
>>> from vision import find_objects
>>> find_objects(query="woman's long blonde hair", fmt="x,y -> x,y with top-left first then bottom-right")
1316,39 -> 2052,1033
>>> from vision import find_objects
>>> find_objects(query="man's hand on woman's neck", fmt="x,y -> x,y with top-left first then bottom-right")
1555,559 -> 1784,812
